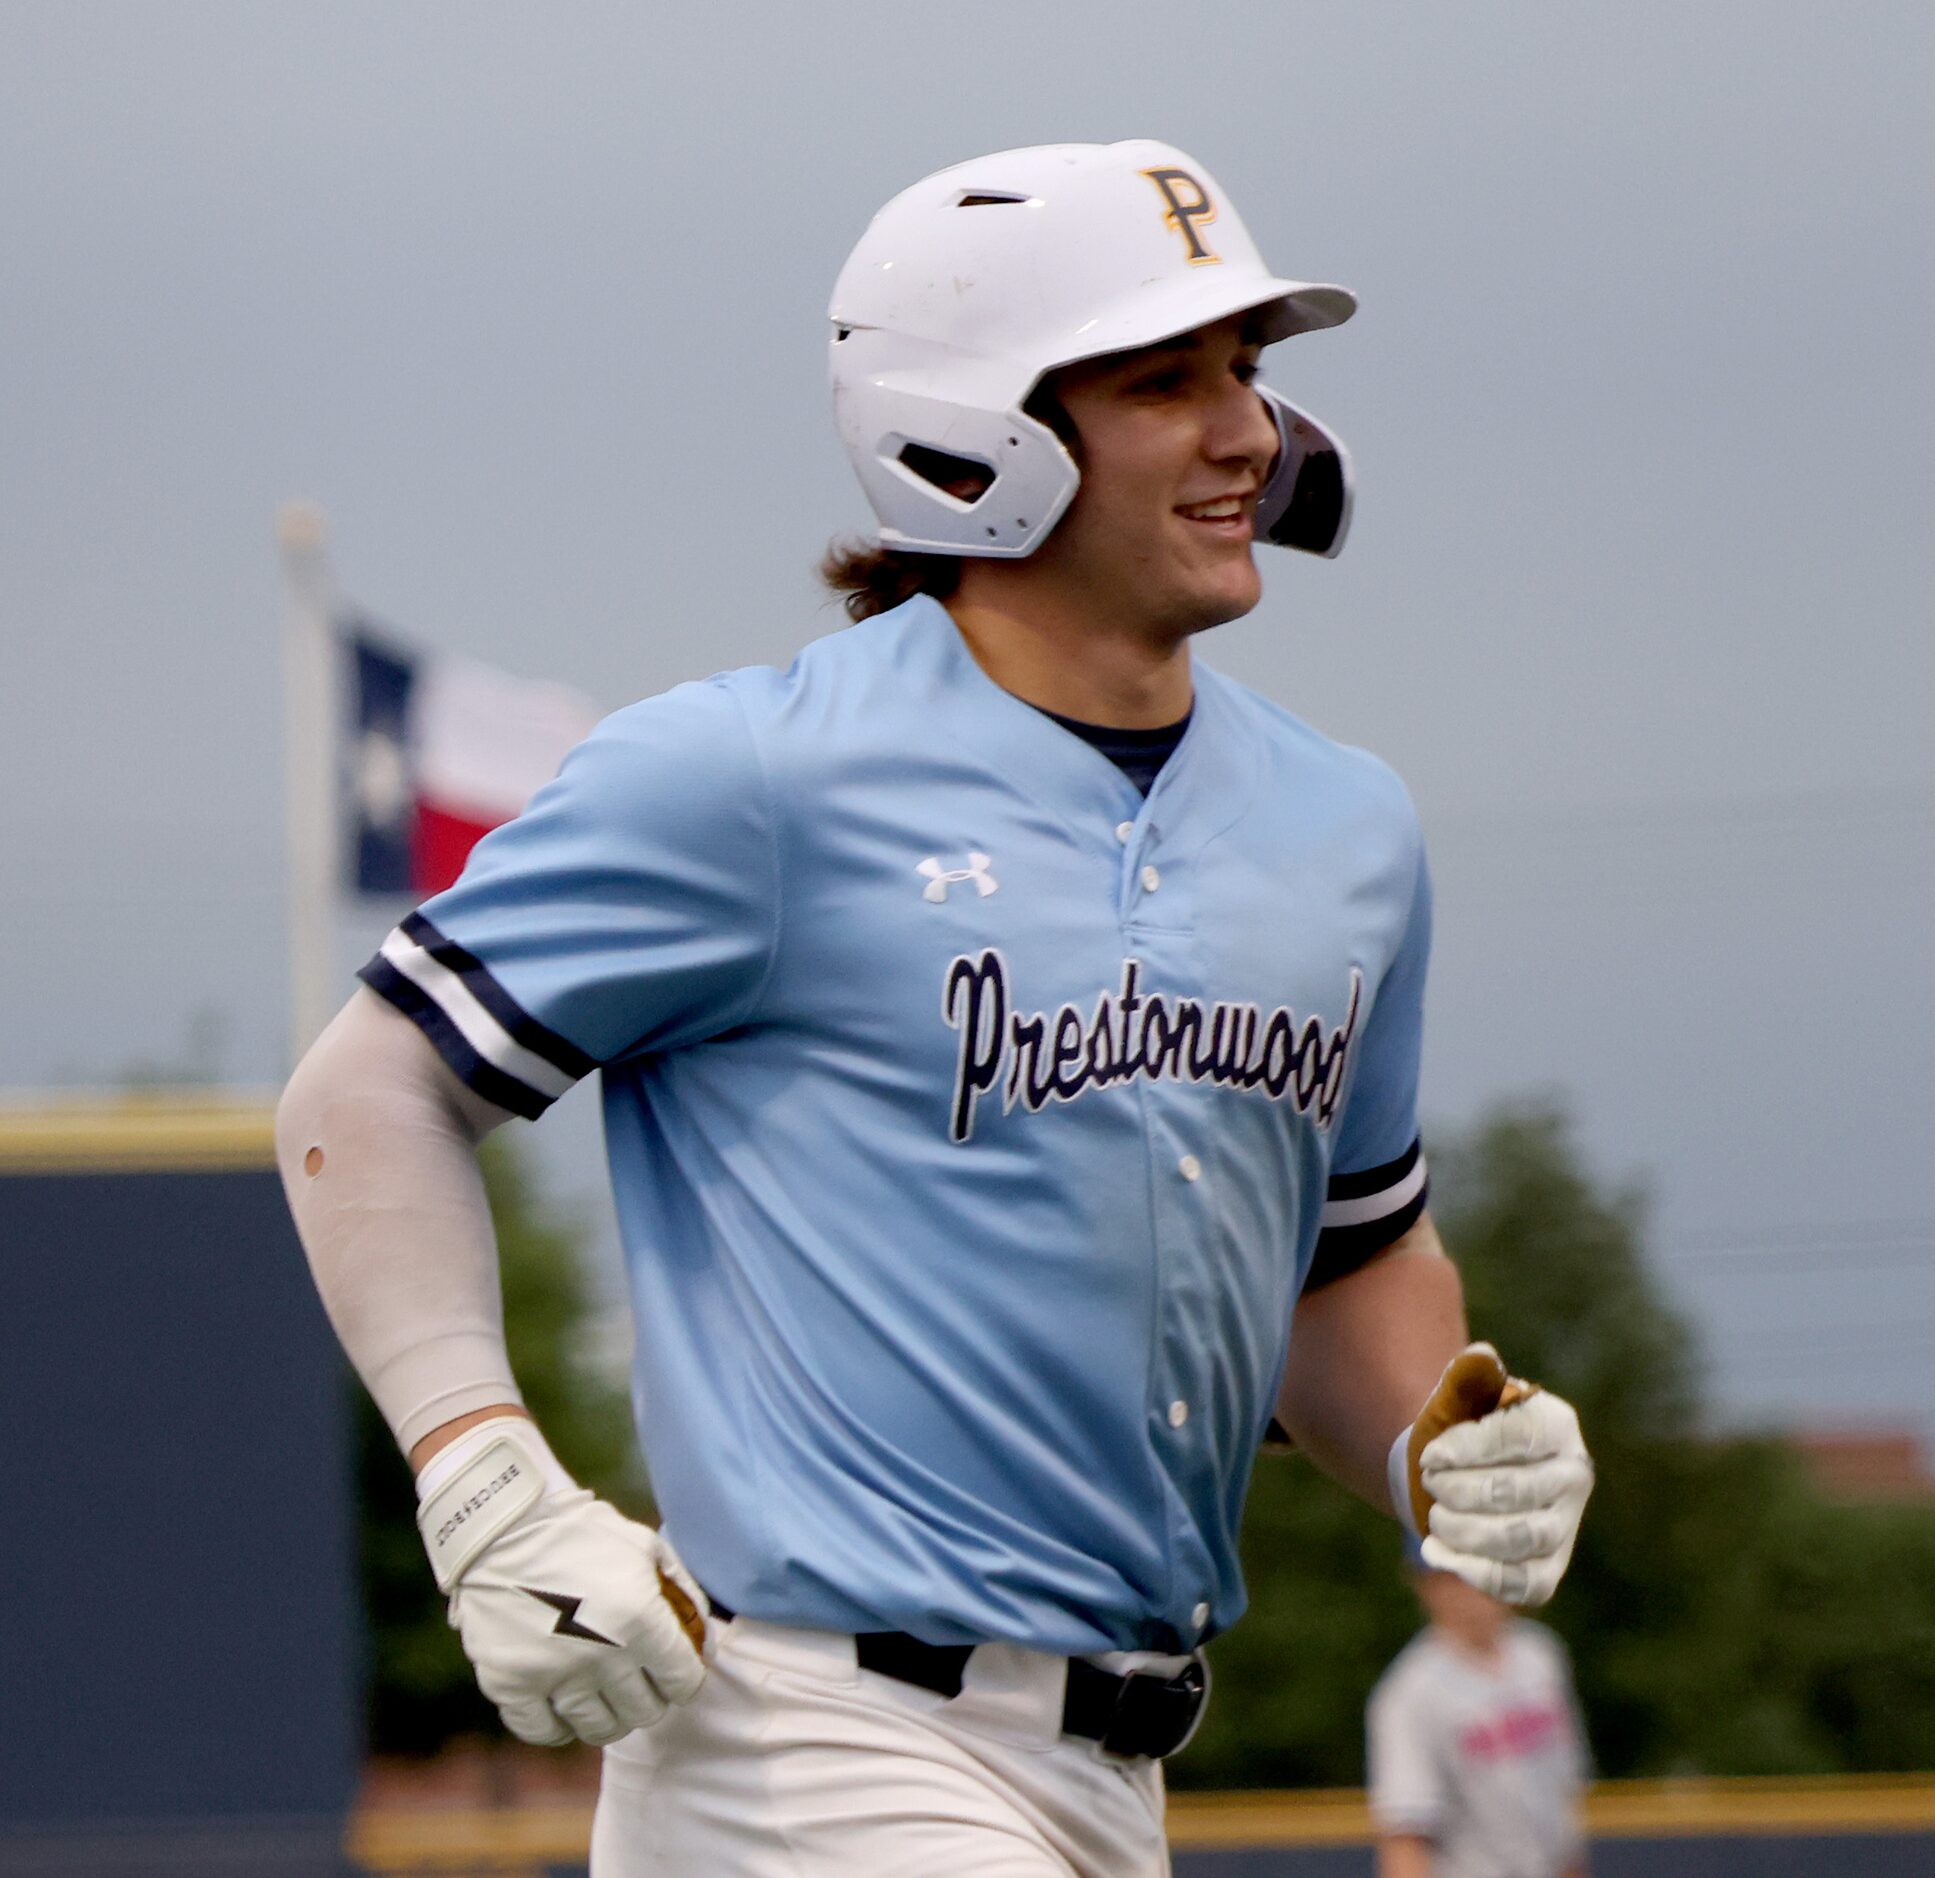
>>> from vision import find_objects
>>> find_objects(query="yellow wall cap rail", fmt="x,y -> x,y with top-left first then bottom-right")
1166,1771 -> 1935,1846
0,1090 -> 280,1174
347,1771 -> 1935,1866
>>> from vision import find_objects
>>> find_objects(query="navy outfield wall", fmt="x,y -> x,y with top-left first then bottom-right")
0,1097 -> 358,1876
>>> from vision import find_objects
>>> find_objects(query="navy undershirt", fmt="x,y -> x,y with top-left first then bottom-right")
1038,706 -> 1193,796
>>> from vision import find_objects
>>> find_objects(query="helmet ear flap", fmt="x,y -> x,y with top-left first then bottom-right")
833,343 -> 1080,556
1254,386 -> 1354,558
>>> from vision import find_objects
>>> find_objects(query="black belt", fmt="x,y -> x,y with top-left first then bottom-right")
706,1598 -> 1208,1760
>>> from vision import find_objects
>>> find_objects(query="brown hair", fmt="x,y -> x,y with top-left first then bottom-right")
818,538 -> 962,623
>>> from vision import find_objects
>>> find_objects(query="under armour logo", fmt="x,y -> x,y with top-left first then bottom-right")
521,1587 -> 619,1646
917,852 -> 998,903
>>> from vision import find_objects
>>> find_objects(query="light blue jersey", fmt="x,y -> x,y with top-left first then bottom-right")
362,595 -> 1431,1654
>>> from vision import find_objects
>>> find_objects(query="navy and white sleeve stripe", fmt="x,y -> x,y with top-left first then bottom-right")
357,912 -> 599,1120
1303,1137 -> 1429,1291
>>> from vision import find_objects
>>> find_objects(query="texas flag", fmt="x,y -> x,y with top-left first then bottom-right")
344,623 -> 603,896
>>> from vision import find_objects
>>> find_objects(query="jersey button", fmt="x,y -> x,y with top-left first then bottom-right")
1115,820 -> 1135,844
1178,1154 -> 1202,1182
1167,1399 -> 1189,1428
1192,1601 -> 1211,1630
1140,864 -> 1162,892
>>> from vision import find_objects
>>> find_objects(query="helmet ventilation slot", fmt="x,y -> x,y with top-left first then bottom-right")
897,442 -> 995,502
952,190 -> 1033,208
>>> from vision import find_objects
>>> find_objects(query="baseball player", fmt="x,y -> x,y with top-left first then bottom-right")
277,140 -> 1593,1876
1368,1564 -> 1592,1878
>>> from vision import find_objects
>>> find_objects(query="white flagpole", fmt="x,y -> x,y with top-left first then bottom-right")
276,500 -> 343,1071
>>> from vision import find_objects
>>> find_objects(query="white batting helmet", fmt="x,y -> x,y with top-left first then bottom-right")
829,139 -> 1358,560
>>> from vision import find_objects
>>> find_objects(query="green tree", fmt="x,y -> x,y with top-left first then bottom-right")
1434,1102 -> 1935,1776
1177,1098 -> 1935,1787
357,1131 -> 643,1754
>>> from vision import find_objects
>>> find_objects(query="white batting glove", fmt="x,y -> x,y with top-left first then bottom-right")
1388,1343 -> 1594,1608
416,1416 -> 710,1747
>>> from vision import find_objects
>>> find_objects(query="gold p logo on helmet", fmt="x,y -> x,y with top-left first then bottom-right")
1142,166 -> 1220,266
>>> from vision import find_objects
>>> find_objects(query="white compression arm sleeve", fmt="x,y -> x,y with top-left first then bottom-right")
275,985 -> 526,1452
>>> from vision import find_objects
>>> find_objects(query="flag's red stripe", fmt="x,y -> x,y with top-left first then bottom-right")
411,801 -> 502,895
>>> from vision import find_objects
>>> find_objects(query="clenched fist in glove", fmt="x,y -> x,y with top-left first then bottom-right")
1387,1343 -> 1594,1607
416,1416 -> 710,1746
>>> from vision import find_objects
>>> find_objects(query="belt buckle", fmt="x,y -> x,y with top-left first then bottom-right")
1099,1655 -> 1210,1760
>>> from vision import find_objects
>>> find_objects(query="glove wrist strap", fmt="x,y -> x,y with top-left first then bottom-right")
1388,1426 -> 1423,1546
414,1418 -> 572,1592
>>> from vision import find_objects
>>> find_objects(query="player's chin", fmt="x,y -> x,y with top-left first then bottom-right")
1172,552 -> 1263,632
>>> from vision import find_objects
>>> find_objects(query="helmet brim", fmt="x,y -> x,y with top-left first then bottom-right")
1030,274 -> 1355,380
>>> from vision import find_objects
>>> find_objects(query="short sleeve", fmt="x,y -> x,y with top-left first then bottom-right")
1305,843 -> 1431,1289
1367,1664 -> 1446,1838
357,678 -> 778,1118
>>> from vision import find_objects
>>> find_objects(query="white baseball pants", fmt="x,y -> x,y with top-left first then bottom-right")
590,1613 -> 1172,1876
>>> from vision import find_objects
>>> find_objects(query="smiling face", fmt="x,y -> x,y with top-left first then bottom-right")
1023,310 -> 1281,641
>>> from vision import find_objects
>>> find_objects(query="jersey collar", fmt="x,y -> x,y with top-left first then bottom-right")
878,596 -> 1259,853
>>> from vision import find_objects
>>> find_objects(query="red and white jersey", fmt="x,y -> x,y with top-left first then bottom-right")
1367,1620 -> 1589,1878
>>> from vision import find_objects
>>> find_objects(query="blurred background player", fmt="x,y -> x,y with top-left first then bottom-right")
1369,1563 -> 1592,1878
276,139 -> 1592,1875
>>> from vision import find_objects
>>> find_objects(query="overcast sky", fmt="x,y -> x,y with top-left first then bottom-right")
3,2 -> 1930,1439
